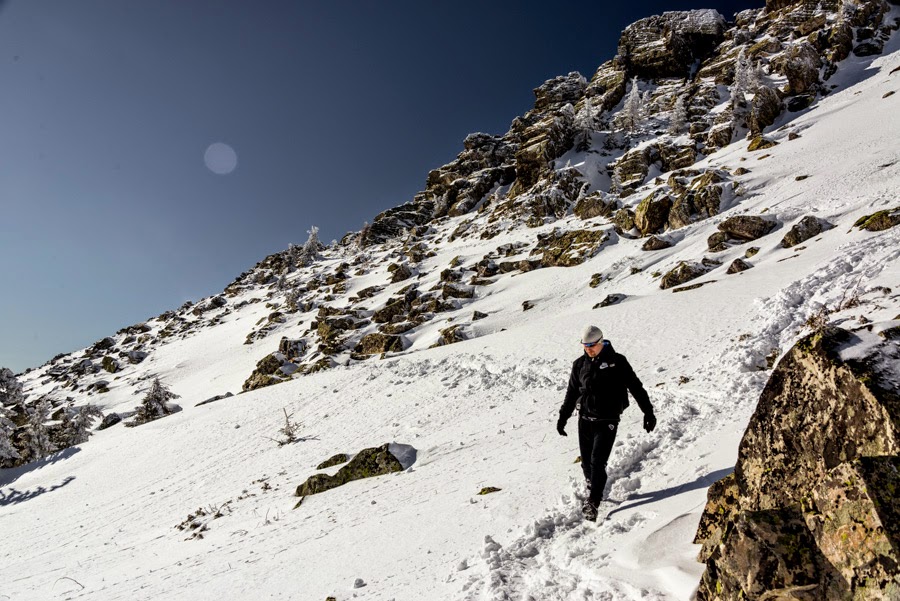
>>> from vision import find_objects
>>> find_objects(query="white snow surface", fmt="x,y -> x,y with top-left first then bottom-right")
3,34 -> 900,601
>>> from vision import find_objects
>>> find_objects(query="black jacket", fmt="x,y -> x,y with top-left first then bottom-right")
559,341 -> 653,423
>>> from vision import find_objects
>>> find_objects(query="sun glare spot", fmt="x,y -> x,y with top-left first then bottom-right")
204,142 -> 238,175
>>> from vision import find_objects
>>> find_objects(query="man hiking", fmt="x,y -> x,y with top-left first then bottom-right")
556,325 -> 656,521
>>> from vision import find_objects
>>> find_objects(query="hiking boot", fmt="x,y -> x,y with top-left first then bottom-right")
582,499 -> 599,522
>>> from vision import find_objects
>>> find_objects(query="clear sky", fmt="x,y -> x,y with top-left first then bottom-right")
0,0 -> 758,372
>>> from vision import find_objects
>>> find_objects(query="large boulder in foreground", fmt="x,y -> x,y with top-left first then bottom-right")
695,326 -> 900,600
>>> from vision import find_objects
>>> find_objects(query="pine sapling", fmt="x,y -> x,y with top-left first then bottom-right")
0,404 -> 19,463
60,403 -> 104,447
299,225 -> 321,266
268,408 -> 303,446
129,377 -> 178,426
26,398 -> 55,461
669,95 -> 688,135
620,76 -> 644,132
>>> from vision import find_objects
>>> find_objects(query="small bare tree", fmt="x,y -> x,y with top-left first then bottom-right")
267,408 -> 303,446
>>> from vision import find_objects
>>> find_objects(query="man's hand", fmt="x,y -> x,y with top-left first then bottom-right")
643,413 -> 657,433
556,418 -> 567,437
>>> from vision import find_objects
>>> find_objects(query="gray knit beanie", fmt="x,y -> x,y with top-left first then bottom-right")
581,325 -> 604,344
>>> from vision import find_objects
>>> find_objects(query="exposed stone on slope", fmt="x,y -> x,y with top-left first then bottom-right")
354,333 -> 405,356
634,193 -> 673,236
296,444 -> 403,497
854,206 -> 900,231
642,236 -> 673,251
749,86 -> 783,136
781,215 -> 832,247
660,261 -> 710,289
773,41 -> 822,95
727,258 -> 753,273
573,193 -> 618,220
718,215 -> 777,241
668,171 -> 726,230
533,229 -> 609,267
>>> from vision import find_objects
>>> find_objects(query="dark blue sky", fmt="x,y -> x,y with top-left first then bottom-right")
0,0 -> 758,372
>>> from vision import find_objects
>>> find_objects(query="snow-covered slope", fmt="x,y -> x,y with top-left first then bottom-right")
3,6 -> 900,601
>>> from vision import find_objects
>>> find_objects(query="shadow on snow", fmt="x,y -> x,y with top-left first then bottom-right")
607,466 -> 733,518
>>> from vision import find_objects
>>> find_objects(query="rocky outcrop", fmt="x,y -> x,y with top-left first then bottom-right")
242,353 -> 287,392
667,171 -> 726,230
695,326 -> 900,600
617,10 -> 727,79
773,42 -> 822,95
573,193 -> 617,220
749,86 -> 782,136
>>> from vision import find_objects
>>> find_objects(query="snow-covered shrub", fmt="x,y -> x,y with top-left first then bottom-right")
59,403 -> 104,447
299,226 -> 321,266
25,398 -> 55,461
128,378 -> 178,427
0,404 -> 19,463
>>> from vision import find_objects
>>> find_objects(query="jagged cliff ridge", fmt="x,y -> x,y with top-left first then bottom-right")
12,0 -> 897,406
360,0 -> 898,245
694,325 -> 900,599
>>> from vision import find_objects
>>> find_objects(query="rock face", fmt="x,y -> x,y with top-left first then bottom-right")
617,10 -> 727,79
695,327 -> 900,600
296,443 -> 404,497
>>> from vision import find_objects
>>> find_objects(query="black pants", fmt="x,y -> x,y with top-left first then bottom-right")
579,418 -> 618,504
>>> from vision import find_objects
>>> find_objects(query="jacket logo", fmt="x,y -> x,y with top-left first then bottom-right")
608,424 -> 615,431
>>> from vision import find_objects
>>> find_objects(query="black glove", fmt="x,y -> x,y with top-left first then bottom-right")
556,418 -> 567,437
643,413 -> 657,433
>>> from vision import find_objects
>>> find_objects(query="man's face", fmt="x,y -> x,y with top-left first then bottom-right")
583,340 -> 603,358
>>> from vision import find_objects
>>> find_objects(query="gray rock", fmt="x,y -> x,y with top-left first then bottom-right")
781,216 -> 831,248
642,236 -> 673,251
634,194 -> 673,236
727,258 -> 753,274
660,261 -> 710,290
595,294 -> 627,308
97,412 -> 122,430
718,215 -> 777,241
